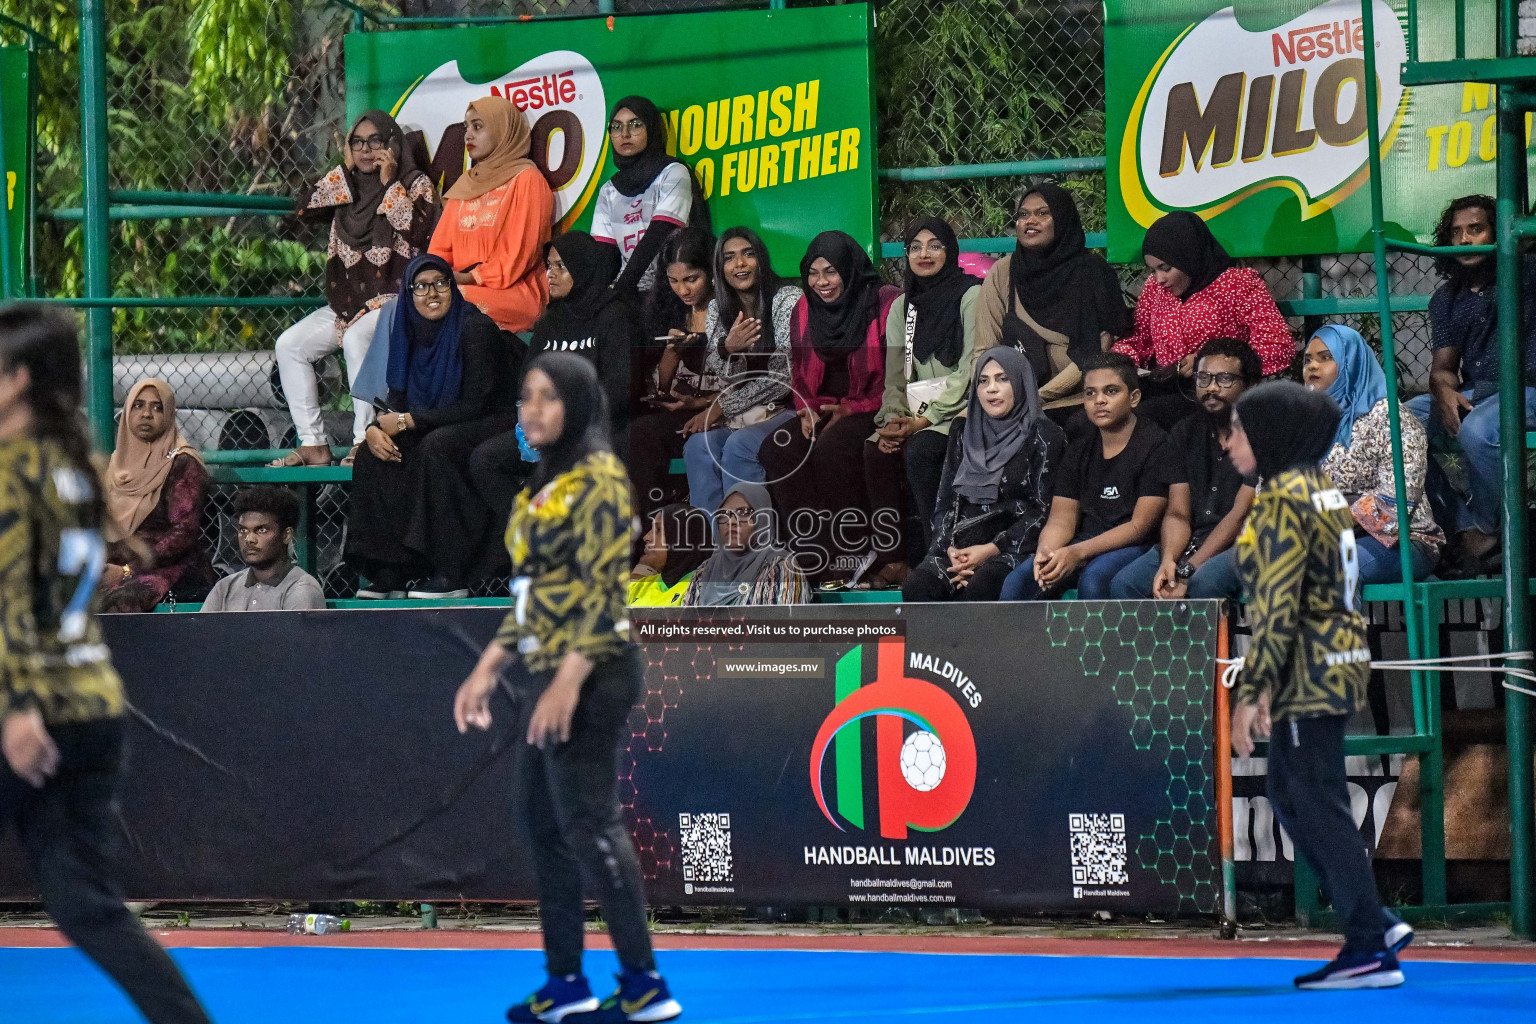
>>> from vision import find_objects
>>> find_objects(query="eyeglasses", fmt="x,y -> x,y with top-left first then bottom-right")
411,280 -> 452,296
608,119 -> 646,136
906,241 -> 947,256
718,507 -> 756,522
348,136 -> 390,152
1194,371 -> 1244,388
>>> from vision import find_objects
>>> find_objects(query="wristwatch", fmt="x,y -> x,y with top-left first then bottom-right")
1175,560 -> 1196,581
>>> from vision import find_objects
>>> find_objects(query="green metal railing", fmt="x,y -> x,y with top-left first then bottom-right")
1356,0 -> 1533,938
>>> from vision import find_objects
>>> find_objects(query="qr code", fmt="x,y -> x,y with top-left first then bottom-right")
679,812 -> 733,883
1069,813 -> 1129,885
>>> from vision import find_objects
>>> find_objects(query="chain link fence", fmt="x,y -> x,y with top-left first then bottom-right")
3,0 -> 1446,596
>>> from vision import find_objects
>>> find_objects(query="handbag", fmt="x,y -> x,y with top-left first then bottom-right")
903,303 -> 948,418
725,401 -> 782,431
349,297 -> 395,409
1351,493 -> 1410,548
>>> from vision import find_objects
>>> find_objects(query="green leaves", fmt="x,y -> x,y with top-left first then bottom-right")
185,0 -> 292,120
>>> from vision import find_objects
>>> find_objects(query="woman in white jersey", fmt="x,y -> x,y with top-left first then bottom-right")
592,95 -> 710,300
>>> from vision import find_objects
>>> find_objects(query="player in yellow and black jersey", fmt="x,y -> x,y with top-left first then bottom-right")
0,305 -> 212,1023
0,307 -> 213,1024
1228,381 -> 1409,992
454,353 -> 680,1024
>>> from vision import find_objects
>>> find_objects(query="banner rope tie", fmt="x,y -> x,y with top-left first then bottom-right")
1217,651 -> 1536,698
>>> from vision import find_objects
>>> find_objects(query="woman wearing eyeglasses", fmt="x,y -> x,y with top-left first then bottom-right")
591,96 -> 710,301
345,254 -> 520,600
272,109 -> 439,468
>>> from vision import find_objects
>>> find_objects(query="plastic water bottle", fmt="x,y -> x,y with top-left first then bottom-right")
286,913 -> 350,935
516,423 -> 540,462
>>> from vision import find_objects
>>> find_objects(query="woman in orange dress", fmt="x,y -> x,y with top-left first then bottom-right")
430,96 -> 555,333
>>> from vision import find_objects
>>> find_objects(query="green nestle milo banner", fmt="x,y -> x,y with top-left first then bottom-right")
1106,0 -> 1534,260
344,5 -> 876,267
0,47 -> 30,295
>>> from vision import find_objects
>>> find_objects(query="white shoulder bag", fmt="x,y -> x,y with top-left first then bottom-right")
904,302 -> 947,418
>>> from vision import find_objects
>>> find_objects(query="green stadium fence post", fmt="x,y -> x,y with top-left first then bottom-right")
0,77 -> 12,300
1299,255 -> 1322,344
598,0 -> 615,14
1360,0 -> 1442,908
79,0 -> 114,452
1294,855 -> 1320,927
1497,1 -> 1535,939
295,485 -> 316,577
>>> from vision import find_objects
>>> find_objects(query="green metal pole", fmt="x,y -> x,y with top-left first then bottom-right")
1361,0 -> 1444,906
0,74 -> 12,301
79,0 -> 113,453
1300,254 -> 1322,342
598,0 -> 615,14
1497,0 -> 1534,939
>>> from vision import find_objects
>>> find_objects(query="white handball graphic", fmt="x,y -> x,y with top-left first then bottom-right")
899,730 -> 947,792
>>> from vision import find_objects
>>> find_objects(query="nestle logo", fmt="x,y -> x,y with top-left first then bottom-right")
491,69 -> 577,112
1272,19 -> 1363,67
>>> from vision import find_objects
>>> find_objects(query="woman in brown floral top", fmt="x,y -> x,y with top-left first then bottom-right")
1304,325 -> 1444,585
271,109 -> 439,468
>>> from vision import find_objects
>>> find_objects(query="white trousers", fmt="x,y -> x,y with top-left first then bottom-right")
274,305 -> 381,446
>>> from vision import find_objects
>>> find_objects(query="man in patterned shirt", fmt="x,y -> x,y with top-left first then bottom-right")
1227,382 -> 1411,991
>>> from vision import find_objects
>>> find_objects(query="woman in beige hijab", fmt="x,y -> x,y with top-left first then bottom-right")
98,379 -> 218,611
428,95 -> 556,332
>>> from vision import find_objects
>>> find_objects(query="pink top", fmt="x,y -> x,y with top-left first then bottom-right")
1114,266 -> 1295,376
788,286 -> 899,415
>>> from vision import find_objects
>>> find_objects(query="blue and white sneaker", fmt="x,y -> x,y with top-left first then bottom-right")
582,969 -> 682,1022
1294,948 -> 1404,990
507,974 -> 600,1023
1386,919 -> 1414,954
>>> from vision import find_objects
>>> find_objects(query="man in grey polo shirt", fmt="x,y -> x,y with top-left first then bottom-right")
201,486 -> 325,612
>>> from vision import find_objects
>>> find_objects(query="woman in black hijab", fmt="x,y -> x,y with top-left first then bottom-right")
866,217 -> 984,566
275,108 -> 439,468
758,230 -> 899,583
903,346 -> 1067,603
1226,380 -> 1410,991
469,231 -> 645,541
347,254 -> 518,600
1116,211 -> 1294,427
453,352 -> 684,1024
593,95 -> 711,299
975,182 -> 1132,436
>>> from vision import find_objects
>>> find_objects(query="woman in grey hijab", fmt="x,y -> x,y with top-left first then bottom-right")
682,481 -> 809,606
903,346 -> 1068,602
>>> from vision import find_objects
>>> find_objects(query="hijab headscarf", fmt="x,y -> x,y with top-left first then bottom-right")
691,482 -> 793,604
1141,210 -> 1234,300
607,95 -> 682,197
545,231 -> 623,325
1312,324 -> 1387,451
1235,381 -> 1342,481
335,109 -> 425,253
1008,183 -> 1134,368
800,230 -> 883,360
445,96 -> 536,202
106,379 -> 202,538
903,217 -> 980,368
523,352 -> 612,493
385,253 -> 468,411
952,346 -> 1042,504
653,502 -> 714,589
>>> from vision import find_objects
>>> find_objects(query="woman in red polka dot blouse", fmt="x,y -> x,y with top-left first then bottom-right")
1115,212 -> 1296,427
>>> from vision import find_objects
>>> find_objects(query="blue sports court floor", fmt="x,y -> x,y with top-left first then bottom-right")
3,933 -> 1531,1023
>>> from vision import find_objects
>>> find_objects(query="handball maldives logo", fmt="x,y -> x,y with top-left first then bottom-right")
392,52 -> 607,229
1120,0 -> 1407,227
809,637 -> 977,840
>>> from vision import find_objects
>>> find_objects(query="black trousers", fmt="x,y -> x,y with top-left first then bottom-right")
902,428 -> 951,551
902,555 -> 1014,602
1267,714 -> 1393,951
511,647 -> 657,978
0,718 -> 211,1024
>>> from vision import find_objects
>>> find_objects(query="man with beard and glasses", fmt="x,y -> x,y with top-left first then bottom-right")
1110,338 -> 1260,600
200,487 -> 324,612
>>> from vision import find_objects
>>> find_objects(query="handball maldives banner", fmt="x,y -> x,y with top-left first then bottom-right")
0,602 -> 1221,915
1104,0 -> 1536,260
343,5 -> 878,266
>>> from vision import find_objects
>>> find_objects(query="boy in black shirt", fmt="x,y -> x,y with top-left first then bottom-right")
1001,352 -> 1169,599
1109,338 -> 1259,600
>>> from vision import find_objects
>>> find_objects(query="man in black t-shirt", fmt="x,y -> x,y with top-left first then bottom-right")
1001,352 -> 1169,599
1109,338 -> 1259,600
